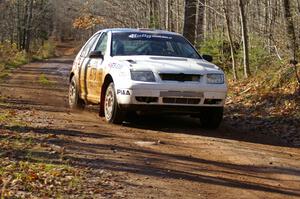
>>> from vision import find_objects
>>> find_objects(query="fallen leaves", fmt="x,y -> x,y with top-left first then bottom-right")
225,76 -> 300,146
0,158 -> 85,198
0,125 -> 86,197
27,172 -> 39,182
0,123 -> 126,198
46,133 -> 57,139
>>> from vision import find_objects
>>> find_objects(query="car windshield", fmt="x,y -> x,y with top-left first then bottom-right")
111,32 -> 201,59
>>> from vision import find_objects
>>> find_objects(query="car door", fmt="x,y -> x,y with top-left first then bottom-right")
78,33 -> 100,101
86,32 -> 108,103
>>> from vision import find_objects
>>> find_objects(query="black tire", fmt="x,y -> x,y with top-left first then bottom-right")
104,82 -> 124,124
199,107 -> 224,129
125,111 -> 139,122
69,76 -> 85,110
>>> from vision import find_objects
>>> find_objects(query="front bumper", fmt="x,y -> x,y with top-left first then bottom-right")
116,83 -> 227,111
119,104 -> 222,114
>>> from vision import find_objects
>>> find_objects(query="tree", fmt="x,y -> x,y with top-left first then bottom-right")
282,0 -> 300,87
282,0 -> 298,60
196,0 -> 205,45
223,0 -> 238,80
183,0 -> 197,44
165,0 -> 169,30
0,0 -> 53,52
24,0 -> 34,52
239,0 -> 250,78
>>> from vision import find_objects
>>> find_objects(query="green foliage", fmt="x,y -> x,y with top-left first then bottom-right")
149,15 -> 160,29
200,32 -> 298,92
199,32 -> 227,67
0,41 -> 29,68
0,41 -> 29,81
235,35 -> 272,74
9,51 -> 28,67
249,36 -> 270,68
0,111 -> 9,122
32,41 -> 56,60
0,63 -> 4,72
199,31 -> 240,72
0,40 -> 55,75
0,72 -> 10,80
38,74 -> 51,85
266,66 -> 295,89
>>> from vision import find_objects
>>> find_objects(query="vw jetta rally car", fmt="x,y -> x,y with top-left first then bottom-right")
69,28 -> 227,128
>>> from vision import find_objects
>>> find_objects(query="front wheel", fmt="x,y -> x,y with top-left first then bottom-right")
104,82 -> 124,124
199,107 -> 224,129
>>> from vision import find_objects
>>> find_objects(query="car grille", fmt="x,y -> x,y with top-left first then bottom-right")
163,98 -> 201,105
136,97 -> 159,103
204,99 -> 223,105
159,73 -> 201,82
160,91 -> 204,98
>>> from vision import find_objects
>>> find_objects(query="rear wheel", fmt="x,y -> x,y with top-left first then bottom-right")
104,82 -> 124,124
69,76 -> 85,109
199,107 -> 223,129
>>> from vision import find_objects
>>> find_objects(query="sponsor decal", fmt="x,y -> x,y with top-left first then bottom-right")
128,34 -> 172,40
108,62 -> 123,69
117,89 -> 131,95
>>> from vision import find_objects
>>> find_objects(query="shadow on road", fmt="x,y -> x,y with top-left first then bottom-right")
1,127 -> 299,197
122,114 -> 289,147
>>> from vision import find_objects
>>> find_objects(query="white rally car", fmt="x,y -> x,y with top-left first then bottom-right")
69,28 -> 227,128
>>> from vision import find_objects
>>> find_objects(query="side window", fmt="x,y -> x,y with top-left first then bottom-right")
80,34 -> 100,57
94,33 -> 108,55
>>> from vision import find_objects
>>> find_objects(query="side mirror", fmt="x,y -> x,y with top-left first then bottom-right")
89,51 -> 104,59
202,55 -> 213,62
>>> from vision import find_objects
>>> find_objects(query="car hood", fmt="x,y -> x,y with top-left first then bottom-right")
113,56 -> 223,75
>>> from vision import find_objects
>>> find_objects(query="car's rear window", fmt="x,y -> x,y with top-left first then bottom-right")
111,32 -> 200,59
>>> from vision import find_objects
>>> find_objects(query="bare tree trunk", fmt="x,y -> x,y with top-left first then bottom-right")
165,0 -> 169,30
17,0 -> 22,49
25,0 -> 33,52
223,0 -> 238,80
176,0 -> 180,32
239,0 -> 251,78
196,0 -> 205,46
282,0 -> 300,87
8,5 -> 15,45
0,4 -> 3,43
170,0 -> 176,31
282,0 -> 298,60
149,0 -> 159,29
149,0 -> 154,28
297,0 -> 300,13
203,0 -> 207,40
183,0 -> 197,44
21,1 -> 29,50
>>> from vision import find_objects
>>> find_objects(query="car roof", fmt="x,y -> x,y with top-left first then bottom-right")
95,28 -> 181,36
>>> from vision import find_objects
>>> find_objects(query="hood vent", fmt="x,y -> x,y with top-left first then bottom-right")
126,60 -> 137,64
159,73 -> 201,82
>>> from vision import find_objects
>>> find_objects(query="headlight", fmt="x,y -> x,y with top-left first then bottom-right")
207,74 -> 224,84
130,70 -> 156,82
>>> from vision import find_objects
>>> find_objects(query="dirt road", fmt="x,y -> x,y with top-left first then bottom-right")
0,57 -> 300,198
